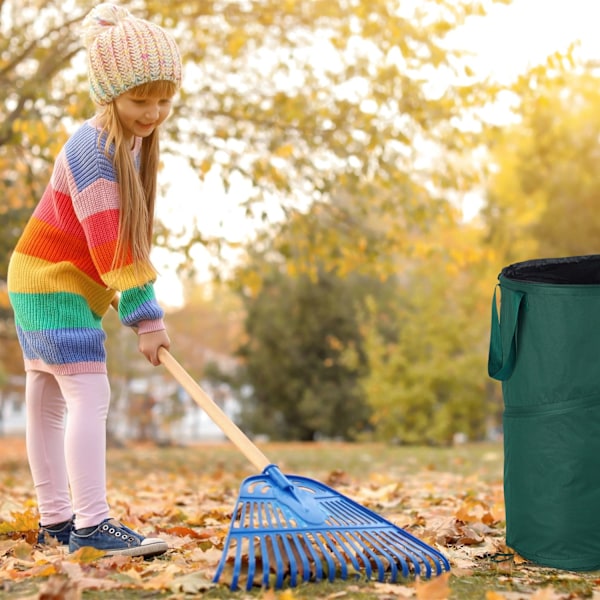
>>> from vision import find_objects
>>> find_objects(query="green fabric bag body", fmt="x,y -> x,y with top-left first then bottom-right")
488,255 -> 600,571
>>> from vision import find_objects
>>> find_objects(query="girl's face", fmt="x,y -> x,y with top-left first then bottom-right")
114,90 -> 174,141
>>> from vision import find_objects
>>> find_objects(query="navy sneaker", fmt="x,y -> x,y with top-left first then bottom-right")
69,518 -> 168,558
38,516 -> 75,545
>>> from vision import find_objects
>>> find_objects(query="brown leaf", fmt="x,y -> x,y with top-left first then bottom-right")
161,525 -> 206,539
415,572 -> 450,600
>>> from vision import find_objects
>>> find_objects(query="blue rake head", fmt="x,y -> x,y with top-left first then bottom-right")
213,464 -> 450,591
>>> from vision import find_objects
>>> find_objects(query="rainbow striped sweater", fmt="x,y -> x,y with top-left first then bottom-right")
7,119 -> 165,375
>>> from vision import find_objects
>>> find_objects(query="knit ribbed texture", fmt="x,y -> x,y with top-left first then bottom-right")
83,3 -> 182,105
7,120 -> 164,375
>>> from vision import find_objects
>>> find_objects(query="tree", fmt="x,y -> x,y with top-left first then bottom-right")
166,0 -> 513,272
352,212 -> 497,445
0,0 -> 513,279
0,0 -> 514,433
233,251 -> 383,440
482,55 -> 600,262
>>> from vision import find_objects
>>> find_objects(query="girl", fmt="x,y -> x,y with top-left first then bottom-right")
7,3 -> 182,557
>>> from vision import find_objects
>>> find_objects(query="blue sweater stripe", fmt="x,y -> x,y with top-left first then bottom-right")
16,326 -> 106,365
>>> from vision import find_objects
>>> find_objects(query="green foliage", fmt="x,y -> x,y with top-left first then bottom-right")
348,216 -> 494,445
234,265 -> 379,441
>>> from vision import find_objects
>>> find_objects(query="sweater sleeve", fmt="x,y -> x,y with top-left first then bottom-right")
65,124 -> 164,328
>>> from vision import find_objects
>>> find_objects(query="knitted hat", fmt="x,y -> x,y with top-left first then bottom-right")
82,3 -> 182,105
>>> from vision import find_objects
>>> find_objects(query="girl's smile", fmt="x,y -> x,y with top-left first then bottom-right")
113,91 -> 173,141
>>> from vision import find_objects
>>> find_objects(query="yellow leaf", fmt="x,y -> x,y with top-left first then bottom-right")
69,546 -> 106,563
32,563 -> 58,577
227,32 -> 246,58
486,592 -> 507,600
274,144 -> 294,159
199,159 -> 212,176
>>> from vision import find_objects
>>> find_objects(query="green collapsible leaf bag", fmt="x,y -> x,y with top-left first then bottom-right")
488,254 -> 600,571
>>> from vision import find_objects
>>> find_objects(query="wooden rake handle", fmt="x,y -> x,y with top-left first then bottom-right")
111,296 -> 271,472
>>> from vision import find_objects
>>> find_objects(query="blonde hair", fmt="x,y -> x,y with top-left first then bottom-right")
97,80 -> 177,278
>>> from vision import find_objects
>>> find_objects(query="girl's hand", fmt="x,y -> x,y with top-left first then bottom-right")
138,330 -> 171,366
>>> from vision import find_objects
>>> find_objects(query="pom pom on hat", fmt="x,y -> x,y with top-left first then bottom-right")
82,3 -> 182,105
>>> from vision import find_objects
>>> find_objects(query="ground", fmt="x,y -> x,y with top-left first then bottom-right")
0,438 -> 599,599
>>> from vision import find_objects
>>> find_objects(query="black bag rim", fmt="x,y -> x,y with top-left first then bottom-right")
500,254 -> 600,285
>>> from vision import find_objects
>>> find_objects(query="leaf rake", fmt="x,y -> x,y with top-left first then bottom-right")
156,348 -> 450,590
110,300 -> 448,589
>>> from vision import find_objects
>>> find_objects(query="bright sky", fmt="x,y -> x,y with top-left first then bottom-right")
456,0 -> 600,81
153,0 -> 600,307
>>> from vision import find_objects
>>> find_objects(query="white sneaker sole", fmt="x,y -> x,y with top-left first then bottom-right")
71,537 -> 169,558
104,538 -> 168,558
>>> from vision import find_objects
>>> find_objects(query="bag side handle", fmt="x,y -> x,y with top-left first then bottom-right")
488,285 -> 525,381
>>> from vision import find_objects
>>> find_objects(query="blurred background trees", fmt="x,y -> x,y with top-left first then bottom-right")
2,0 -> 596,444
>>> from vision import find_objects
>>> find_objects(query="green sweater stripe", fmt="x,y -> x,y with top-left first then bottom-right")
10,291 -> 102,331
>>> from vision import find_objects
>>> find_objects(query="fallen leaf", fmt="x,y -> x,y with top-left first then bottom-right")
415,572 -> 450,600
373,581 -> 415,597
531,587 -> 561,600
167,571 -> 215,594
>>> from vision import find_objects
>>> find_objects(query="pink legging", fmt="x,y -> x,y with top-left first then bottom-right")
26,371 -> 111,530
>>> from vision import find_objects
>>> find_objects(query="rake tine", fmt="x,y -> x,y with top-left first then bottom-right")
280,533 -> 303,588
386,528 -> 448,576
265,508 -> 286,590
321,499 -> 399,580
230,531 -> 244,590
370,530 -> 423,579
281,534 -> 298,588
360,530 -> 403,580
325,531 -> 353,580
318,531 -> 352,581
301,533 -> 326,582
328,530 -> 369,579
259,534 -> 272,589
246,534 -> 257,590
272,506 -> 307,588
312,531 -> 348,582
366,527 -> 442,580
229,502 -> 248,590
374,532 -> 414,579
391,536 -> 431,579
266,524 -> 286,589
271,534 -> 285,589
298,531 -> 325,581
267,534 -> 292,590
290,533 -> 313,584
340,529 -> 384,580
